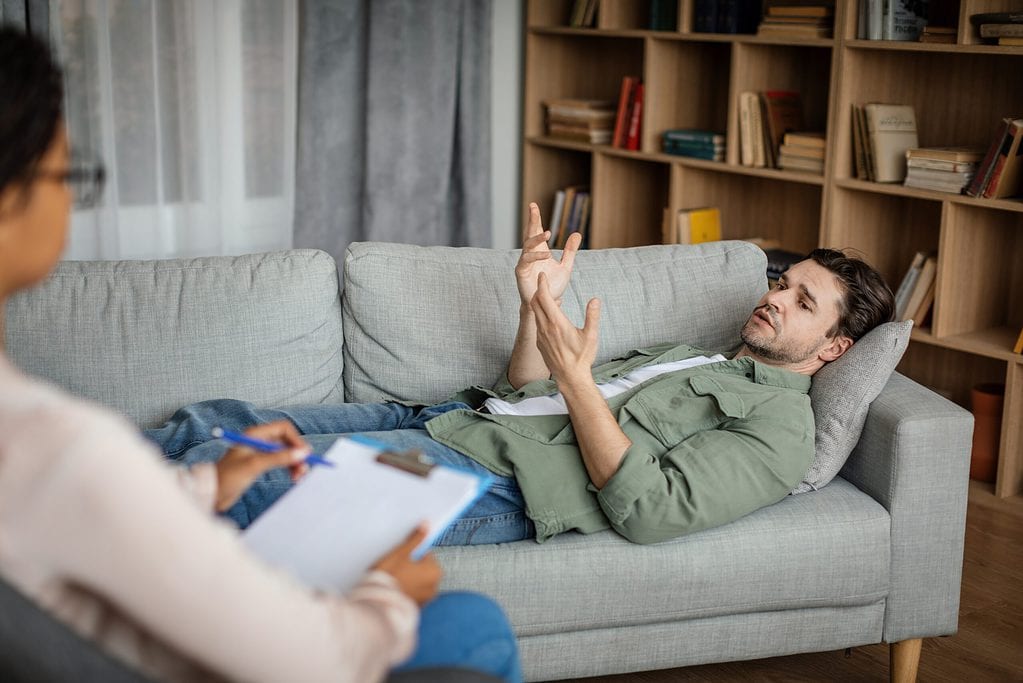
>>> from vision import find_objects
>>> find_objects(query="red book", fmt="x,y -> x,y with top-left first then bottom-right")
967,117 -> 1012,197
983,118 -> 1023,199
612,76 -> 637,148
625,83 -> 644,151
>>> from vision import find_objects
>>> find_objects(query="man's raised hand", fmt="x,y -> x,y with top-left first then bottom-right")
515,201 -> 582,307
531,271 -> 601,384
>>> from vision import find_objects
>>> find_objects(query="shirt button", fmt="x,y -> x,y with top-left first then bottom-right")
745,372 -> 752,378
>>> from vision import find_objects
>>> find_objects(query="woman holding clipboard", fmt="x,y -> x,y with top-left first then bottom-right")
0,27 -> 519,683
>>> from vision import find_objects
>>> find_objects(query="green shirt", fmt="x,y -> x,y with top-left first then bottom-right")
426,343 -> 814,544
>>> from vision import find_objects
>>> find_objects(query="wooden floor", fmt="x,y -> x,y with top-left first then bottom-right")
556,481 -> 1023,683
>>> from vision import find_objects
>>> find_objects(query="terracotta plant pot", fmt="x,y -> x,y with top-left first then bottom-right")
969,383 -> 1005,483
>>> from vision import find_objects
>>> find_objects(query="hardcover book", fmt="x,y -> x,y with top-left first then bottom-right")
864,103 -> 918,182
675,207 -> 722,244
967,117 -> 1014,197
983,118 -> 1023,199
763,91 -> 804,164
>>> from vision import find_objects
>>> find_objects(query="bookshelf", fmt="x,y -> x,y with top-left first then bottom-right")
521,0 -> 1023,500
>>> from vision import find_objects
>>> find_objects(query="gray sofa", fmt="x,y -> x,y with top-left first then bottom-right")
5,241 -> 972,682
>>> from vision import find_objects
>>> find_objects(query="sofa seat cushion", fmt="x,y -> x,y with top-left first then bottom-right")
4,251 -> 345,428
436,478 -> 889,637
342,241 -> 767,404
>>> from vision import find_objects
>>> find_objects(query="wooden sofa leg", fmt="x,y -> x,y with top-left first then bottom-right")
890,638 -> 922,683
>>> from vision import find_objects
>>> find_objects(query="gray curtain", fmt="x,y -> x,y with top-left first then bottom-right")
294,0 -> 492,262
0,0 -> 48,36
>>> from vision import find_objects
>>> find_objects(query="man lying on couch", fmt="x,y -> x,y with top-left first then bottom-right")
146,203 -> 895,545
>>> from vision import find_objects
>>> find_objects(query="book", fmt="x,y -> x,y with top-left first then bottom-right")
243,436 -> 490,593
625,82 -> 644,151
852,105 -> 868,179
675,207 -> 722,244
768,5 -> 833,18
907,146 -> 985,163
784,131 -> 825,148
612,76 -> 639,149
867,0 -> 883,39
893,251 -> 926,321
747,92 -> 767,167
663,129 -> 725,144
979,23 -> 1023,38
919,26 -> 956,43
858,104 -> 875,180
694,0 -> 720,32
547,124 -> 613,144
864,103 -> 918,182
969,12 -> 1023,26
547,190 -> 566,247
983,118 -> 1023,199
966,118 -> 1014,197
649,0 -> 678,30
582,0 -> 600,27
762,91 -> 804,165
901,255 -> 937,325
780,143 -> 825,160
555,186 -> 584,247
907,157 -> 978,173
1014,328 -> 1023,355
1000,37 -> 1023,45
778,154 -> 824,173
911,274 -> 936,327
739,92 -> 755,166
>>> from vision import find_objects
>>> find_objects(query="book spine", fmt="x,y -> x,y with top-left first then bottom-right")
868,0 -> 883,39
718,0 -> 740,33
983,121 -> 1022,198
890,0 -> 927,41
625,83 -> 644,151
750,93 -> 766,168
858,0 -> 869,38
739,93 -> 754,166
612,77 -> 635,149
694,0 -> 719,32
967,119 -> 1010,197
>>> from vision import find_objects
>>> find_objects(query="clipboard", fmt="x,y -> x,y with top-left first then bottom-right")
242,435 -> 492,593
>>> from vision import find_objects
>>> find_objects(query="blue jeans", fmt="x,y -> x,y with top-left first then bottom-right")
399,591 -> 522,683
144,399 -> 534,545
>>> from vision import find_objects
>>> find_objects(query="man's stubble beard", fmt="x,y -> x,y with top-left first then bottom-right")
740,312 -> 823,365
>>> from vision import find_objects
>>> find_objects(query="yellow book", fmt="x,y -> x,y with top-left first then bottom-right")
1014,327 -> 1023,355
676,207 -> 721,244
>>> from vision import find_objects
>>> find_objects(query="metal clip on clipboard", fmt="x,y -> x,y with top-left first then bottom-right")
375,449 -> 435,477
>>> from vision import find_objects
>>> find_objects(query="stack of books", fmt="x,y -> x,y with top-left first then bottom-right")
544,99 -> 615,145
661,129 -> 724,161
903,147 -> 984,194
893,251 -> 938,326
967,116 -> 1023,199
778,131 -> 825,174
851,103 -> 918,183
547,186 -> 591,249
757,3 -> 833,39
971,11 -> 1023,46
739,91 -> 804,169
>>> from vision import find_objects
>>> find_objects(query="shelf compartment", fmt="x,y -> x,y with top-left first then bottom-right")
933,203 -> 1023,339
912,326 -> 1023,364
730,41 -> 833,139
825,186 -> 941,290
522,143 -> 593,235
1000,360 -> 1023,497
644,38 -> 731,155
591,153 -> 669,248
670,164 -> 822,252
833,179 -> 1023,213
833,48 -> 1023,183
524,33 -> 645,138
897,343 -> 1006,409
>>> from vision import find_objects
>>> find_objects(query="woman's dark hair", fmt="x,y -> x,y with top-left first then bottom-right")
807,248 -> 896,341
0,26 -> 64,194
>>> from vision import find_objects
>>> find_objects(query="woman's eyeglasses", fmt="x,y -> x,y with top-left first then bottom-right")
32,148 -> 107,209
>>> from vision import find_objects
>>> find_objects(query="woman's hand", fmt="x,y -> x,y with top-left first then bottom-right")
371,525 -> 442,606
515,202 -> 582,307
213,420 -> 311,512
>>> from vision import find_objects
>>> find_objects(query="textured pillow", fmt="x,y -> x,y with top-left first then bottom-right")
792,320 -> 912,494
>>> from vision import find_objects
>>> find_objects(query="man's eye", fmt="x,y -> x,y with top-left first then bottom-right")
800,301 -> 810,311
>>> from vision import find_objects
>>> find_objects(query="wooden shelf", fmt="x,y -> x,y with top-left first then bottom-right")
522,0 -> 1023,498
912,326 -> 1023,364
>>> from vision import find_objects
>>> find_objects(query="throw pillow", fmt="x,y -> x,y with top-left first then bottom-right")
791,320 -> 912,494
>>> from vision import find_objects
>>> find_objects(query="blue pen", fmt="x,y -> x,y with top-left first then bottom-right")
211,427 -> 334,468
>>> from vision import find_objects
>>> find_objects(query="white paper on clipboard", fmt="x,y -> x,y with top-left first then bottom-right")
242,435 -> 491,594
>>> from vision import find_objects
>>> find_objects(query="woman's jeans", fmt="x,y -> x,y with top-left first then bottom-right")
399,591 -> 522,683
143,399 -> 534,545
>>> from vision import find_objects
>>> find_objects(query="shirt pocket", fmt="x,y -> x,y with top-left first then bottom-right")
622,375 -> 748,448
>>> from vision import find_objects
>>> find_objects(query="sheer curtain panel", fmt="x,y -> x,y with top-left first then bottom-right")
53,0 -> 297,260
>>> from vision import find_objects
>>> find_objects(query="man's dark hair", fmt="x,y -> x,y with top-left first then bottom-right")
807,247 -> 895,342
0,26 -> 64,195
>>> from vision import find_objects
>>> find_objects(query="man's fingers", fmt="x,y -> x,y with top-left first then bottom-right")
523,230 -> 550,251
584,298 -> 602,338
524,202 -> 544,239
519,251 -> 552,265
560,231 -> 582,270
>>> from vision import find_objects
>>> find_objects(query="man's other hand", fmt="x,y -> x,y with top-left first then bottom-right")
515,201 -> 582,306
531,271 -> 601,384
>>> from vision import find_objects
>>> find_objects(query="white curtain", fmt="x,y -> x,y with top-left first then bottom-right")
52,0 -> 297,260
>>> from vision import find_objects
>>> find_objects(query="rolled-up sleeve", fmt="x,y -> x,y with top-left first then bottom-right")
596,418 -> 813,544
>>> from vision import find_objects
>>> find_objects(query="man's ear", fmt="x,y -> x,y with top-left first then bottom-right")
819,335 -> 853,363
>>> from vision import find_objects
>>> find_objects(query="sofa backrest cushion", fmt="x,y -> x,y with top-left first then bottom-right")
342,241 -> 767,404
793,319 -> 912,494
4,250 -> 345,428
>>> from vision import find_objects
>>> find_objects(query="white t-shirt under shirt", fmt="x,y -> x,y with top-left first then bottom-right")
483,354 -> 727,416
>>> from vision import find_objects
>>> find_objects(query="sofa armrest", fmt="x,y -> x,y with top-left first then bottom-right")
839,371 -> 973,643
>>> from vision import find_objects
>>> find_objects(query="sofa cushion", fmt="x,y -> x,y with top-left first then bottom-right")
4,250 -> 345,428
792,320 -> 912,494
436,477 -> 889,636
342,241 -> 766,404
